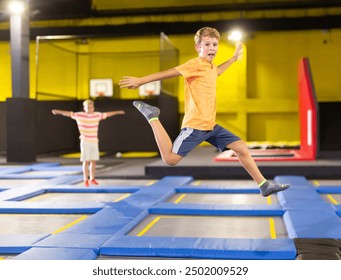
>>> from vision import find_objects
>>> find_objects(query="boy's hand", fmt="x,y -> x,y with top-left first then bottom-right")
234,43 -> 243,61
119,76 -> 141,89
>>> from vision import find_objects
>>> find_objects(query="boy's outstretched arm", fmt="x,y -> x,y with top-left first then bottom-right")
105,110 -> 126,118
51,109 -> 72,117
217,43 -> 243,76
119,68 -> 180,89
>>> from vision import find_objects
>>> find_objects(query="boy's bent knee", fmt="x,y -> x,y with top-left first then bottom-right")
164,159 -> 180,166
163,154 -> 182,166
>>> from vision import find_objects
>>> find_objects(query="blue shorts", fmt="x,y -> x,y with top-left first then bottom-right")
172,124 -> 241,156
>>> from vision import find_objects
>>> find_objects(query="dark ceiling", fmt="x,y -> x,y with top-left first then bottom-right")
0,0 -> 341,40
1,0 -> 338,20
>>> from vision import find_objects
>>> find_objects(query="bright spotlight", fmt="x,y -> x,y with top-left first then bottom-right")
8,1 -> 25,15
228,30 -> 243,42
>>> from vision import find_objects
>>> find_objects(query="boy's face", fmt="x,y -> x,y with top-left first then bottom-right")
195,36 -> 219,62
83,103 -> 94,114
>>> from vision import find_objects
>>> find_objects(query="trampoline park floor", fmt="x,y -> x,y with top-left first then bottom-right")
0,148 -> 341,260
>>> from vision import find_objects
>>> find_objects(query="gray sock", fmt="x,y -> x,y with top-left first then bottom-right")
260,181 -> 290,197
133,101 -> 160,121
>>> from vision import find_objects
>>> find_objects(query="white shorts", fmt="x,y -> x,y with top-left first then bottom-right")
80,140 -> 100,162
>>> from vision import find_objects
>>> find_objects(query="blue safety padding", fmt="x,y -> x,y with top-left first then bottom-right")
118,188 -> 175,209
0,163 -> 79,179
0,186 -> 46,202
46,185 -> 141,193
0,163 -> 61,176
283,209 -> 341,238
12,247 -> 97,260
0,180 -> 43,191
29,162 -> 62,168
0,174 -> 57,179
0,234 -> 49,254
315,186 -> 341,194
332,205 -> 341,216
276,185 -> 323,209
274,175 -> 312,186
176,186 -> 260,193
150,176 -> 194,187
0,184 -> 137,203
0,166 -> 32,175
31,166 -> 82,172
61,207 -> 147,234
33,234 -> 113,254
0,173 -> 81,180
150,203 -> 284,216
275,176 -> 341,239
0,201 -> 104,214
43,175 -> 83,185
100,236 -> 296,260
108,176 -> 194,210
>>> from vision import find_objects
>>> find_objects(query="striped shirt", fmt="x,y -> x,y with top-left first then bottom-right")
71,112 -> 107,142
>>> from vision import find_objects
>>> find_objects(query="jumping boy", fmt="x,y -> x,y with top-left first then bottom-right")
52,99 -> 125,187
119,27 -> 290,196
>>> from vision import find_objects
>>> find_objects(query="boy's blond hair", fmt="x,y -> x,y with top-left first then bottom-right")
83,99 -> 94,106
194,27 -> 220,45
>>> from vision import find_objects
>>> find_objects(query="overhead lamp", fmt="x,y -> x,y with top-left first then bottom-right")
8,1 -> 25,15
228,30 -> 243,42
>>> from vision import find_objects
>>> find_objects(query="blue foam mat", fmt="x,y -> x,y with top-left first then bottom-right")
0,201 -> 104,214
150,203 -> 284,216
334,205 -> 341,216
100,236 -> 296,260
274,175 -> 312,186
47,185 -> 141,193
12,247 -> 98,260
0,234 -> 50,254
60,207 -> 146,234
150,176 -> 194,187
275,175 -> 341,238
0,186 -> 46,202
315,186 -> 341,194
33,234 -> 113,254
0,163 -> 81,179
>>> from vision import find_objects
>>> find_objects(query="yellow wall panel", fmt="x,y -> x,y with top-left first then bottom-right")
247,29 -> 341,101
0,42 -> 11,101
247,113 -> 299,141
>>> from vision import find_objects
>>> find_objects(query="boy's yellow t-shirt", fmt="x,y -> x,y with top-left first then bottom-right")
175,57 -> 218,131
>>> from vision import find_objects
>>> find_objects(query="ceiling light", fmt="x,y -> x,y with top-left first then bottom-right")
8,1 -> 25,15
228,30 -> 243,42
